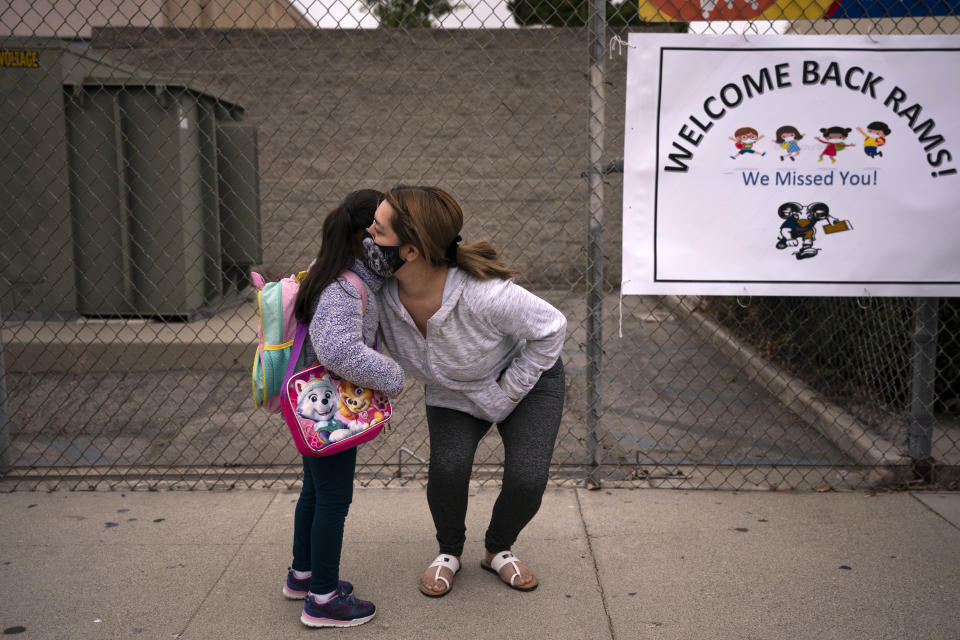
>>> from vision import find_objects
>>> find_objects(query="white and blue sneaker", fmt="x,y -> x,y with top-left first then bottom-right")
301,587 -> 376,628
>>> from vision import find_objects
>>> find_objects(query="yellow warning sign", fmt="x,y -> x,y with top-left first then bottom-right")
1,50 -> 40,68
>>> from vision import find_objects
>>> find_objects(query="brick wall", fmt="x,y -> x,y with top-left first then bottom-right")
91,26 -> 636,289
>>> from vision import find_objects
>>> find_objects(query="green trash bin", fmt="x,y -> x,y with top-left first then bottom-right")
66,84 -> 260,318
0,39 -> 78,317
1,37 -> 262,320
217,121 -> 263,293
68,85 -> 215,317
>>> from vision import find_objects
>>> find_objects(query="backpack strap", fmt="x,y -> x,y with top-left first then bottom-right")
285,323 -> 311,388
340,270 -> 378,350
339,270 -> 367,312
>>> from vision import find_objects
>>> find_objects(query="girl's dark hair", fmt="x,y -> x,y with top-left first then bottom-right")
293,189 -> 383,324
820,126 -> 851,137
775,125 -> 803,143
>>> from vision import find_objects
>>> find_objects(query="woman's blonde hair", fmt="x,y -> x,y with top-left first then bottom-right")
385,185 -> 519,281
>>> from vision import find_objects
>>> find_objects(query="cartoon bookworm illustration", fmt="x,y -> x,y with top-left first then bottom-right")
776,201 -> 853,260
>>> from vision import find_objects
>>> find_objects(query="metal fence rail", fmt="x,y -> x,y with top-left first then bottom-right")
1,0 -> 958,491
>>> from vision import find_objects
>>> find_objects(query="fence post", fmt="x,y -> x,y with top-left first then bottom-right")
585,0 -> 606,486
0,308 -> 10,474
908,297 -> 939,467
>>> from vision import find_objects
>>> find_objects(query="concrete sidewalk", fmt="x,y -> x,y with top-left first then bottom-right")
1,487 -> 959,640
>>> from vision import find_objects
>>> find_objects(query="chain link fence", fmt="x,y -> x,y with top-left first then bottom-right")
1,0 -> 958,491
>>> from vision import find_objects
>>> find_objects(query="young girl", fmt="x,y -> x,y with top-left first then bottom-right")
816,126 -> 854,164
282,189 -> 404,628
363,185 -> 566,597
775,125 -> 804,162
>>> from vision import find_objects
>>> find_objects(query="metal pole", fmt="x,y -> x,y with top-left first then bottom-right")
585,0 -> 606,486
0,307 -> 10,473
908,297 -> 939,463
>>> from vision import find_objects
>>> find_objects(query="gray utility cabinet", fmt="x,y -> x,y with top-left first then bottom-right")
1,37 -> 261,319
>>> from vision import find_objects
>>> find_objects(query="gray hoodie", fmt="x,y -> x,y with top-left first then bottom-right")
376,267 -> 566,423
304,259 -> 404,397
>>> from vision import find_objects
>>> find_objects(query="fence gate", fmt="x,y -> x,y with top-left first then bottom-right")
1,0 -> 958,490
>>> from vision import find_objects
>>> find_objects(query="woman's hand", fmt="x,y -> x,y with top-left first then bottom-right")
497,379 -> 518,403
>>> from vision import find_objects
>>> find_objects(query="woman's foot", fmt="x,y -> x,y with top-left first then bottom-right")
481,550 -> 538,591
419,554 -> 460,597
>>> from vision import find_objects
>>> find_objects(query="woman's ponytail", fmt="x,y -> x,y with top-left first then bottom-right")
452,239 -> 519,280
387,185 -> 519,281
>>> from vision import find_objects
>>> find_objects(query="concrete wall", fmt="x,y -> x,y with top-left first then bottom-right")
90,27 -> 642,289
2,1 -> 163,37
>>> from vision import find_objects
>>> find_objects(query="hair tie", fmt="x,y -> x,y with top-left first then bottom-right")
445,235 -> 462,262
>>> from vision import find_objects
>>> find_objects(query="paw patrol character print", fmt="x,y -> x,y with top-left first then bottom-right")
775,202 -> 850,260
295,377 -> 340,445
339,382 -> 386,425
369,396 -> 391,422
729,127 -> 766,160
775,126 -> 804,162
856,121 -> 890,159
816,127 -> 854,164
327,382 -> 384,443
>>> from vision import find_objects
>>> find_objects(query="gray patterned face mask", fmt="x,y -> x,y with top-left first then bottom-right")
361,232 -> 406,278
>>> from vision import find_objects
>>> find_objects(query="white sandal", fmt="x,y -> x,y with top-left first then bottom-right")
482,551 -> 539,591
419,554 -> 460,598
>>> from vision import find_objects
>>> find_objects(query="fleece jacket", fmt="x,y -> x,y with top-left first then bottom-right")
376,267 -> 566,423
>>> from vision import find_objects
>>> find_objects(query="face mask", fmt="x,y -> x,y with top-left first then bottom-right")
361,231 -> 406,278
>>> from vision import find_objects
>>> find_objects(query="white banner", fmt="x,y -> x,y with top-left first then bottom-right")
622,34 -> 960,297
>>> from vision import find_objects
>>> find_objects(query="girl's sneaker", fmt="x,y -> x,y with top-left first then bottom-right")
283,568 -> 353,599
301,588 -> 376,628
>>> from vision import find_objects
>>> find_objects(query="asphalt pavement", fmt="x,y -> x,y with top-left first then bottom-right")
1,486 -> 959,640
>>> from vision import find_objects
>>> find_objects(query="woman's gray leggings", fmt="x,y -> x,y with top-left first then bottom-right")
425,358 -> 565,557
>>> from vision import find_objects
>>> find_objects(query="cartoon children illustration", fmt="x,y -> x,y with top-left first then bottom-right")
816,127 -> 854,164
775,125 -> 804,162
775,201 -> 849,260
729,127 -> 766,159
856,121 -> 890,158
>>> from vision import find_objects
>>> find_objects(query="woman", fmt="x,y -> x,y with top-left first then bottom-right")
362,185 -> 566,596
284,189 -> 404,627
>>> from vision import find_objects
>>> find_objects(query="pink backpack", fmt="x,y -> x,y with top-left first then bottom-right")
274,271 -> 391,457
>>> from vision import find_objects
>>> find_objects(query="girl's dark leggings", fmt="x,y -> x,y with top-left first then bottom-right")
426,358 -> 565,557
291,447 -> 356,594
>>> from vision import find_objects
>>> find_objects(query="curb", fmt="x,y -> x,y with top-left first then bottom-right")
659,295 -> 905,467
2,305 -> 256,374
